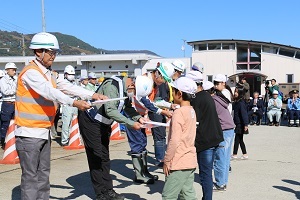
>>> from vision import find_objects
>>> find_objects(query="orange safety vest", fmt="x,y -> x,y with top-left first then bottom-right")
15,62 -> 57,128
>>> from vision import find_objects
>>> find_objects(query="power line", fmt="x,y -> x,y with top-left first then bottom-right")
0,18 -> 34,34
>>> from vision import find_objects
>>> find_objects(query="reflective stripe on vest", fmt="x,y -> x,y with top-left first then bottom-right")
88,76 -> 125,125
15,62 -> 57,128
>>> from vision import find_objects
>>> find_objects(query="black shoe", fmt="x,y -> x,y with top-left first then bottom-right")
106,189 -> 124,200
275,123 -> 280,127
256,122 -> 260,126
213,183 -> 226,192
250,121 -> 255,125
288,124 -> 293,127
268,122 -> 273,126
229,166 -> 232,173
96,193 -> 109,200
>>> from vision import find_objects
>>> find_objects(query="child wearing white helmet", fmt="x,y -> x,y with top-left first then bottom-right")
172,59 -> 186,80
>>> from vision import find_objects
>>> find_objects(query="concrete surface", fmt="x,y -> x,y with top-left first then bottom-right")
0,125 -> 299,200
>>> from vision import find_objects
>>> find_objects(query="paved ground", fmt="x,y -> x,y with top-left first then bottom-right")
0,124 -> 300,200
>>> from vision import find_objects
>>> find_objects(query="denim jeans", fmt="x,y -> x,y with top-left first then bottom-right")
197,147 -> 217,200
214,129 -> 234,186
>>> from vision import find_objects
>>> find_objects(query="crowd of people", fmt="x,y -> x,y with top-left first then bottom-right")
0,32 -> 298,200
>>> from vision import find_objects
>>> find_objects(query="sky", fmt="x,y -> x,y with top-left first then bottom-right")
1,0 -> 300,58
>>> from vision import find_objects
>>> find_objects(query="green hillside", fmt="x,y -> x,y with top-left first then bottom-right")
0,30 -> 158,56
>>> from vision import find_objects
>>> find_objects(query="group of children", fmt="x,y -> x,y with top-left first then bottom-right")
161,72 -> 250,199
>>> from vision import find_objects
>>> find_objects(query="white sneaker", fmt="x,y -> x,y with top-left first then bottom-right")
231,155 -> 238,160
240,155 -> 249,160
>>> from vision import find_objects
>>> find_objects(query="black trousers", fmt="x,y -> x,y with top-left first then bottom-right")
233,134 -> 247,155
78,111 -> 113,195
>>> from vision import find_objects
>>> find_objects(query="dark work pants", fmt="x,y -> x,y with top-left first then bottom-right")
148,112 -> 166,141
16,136 -> 51,200
78,111 -> 113,195
289,110 -> 300,121
233,134 -> 247,155
1,102 -> 15,140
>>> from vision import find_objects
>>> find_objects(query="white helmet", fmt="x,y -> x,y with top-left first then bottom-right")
186,71 -> 203,83
5,62 -> 17,69
64,65 -> 75,75
192,62 -> 204,73
172,60 -> 186,72
0,70 -> 5,77
135,76 -> 153,98
88,72 -> 97,79
157,62 -> 175,83
29,32 -> 60,51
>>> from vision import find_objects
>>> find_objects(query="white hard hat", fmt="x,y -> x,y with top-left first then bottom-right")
186,71 -> 203,83
64,65 -> 75,75
135,76 -> 153,98
192,62 -> 204,73
202,81 -> 214,91
29,32 -> 60,51
172,60 -> 186,72
5,62 -> 17,69
157,62 -> 175,83
88,72 -> 97,79
170,77 -> 197,94
214,74 -> 227,83
273,90 -> 279,95
0,70 -> 5,77
80,75 -> 88,81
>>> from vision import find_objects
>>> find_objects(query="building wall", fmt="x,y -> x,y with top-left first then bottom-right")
261,53 -> 300,83
192,50 -> 237,80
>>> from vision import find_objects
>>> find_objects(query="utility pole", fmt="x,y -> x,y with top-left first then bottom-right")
181,39 -> 186,57
22,34 -> 25,56
41,0 -> 46,32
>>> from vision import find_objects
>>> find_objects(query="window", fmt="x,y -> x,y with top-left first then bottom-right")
262,46 -> 278,54
222,43 -> 235,50
287,74 -> 293,83
198,44 -> 207,50
279,48 -> 295,57
207,75 -> 213,82
208,43 -> 221,50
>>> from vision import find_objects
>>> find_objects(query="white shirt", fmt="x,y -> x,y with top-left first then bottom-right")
0,74 -> 17,101
15,60 -> 94,139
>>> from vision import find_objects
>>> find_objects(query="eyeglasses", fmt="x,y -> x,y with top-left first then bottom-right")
45,50 -> 58,57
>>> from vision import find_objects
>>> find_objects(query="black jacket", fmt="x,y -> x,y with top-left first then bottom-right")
233,100 -> 249,126
191,91 -> 224,152
248,98 -> 264,116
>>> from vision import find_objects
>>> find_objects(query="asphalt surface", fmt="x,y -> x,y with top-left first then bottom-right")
0,123 -> 299,200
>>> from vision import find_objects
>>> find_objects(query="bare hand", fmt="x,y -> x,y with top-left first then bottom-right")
244,126 -> 248,131
138,117 -> 149,124
163,163 -> 170,176
161,110 -> 173,118
73,100 -> 91,111
132,122 -> 143,130
92,93 -> 109,100
171,104 -> 180,110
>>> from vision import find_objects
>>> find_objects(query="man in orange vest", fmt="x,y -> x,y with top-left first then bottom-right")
15,32 -> 107,200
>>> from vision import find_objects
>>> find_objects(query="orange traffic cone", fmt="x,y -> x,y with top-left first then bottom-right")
64,115 -> 84,150
144,114 -> 152,135
0,120 -> 19,164
110,121 -> 125,140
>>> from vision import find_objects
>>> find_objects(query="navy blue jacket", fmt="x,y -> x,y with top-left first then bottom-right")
233,99 -> 249,126
248,98 -> 264,116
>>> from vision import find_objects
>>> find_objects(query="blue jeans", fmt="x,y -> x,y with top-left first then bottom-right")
197,147 -> 217,200
1,102 -> 15,140
214,129 -> 234,186
125,127 -> 147,154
